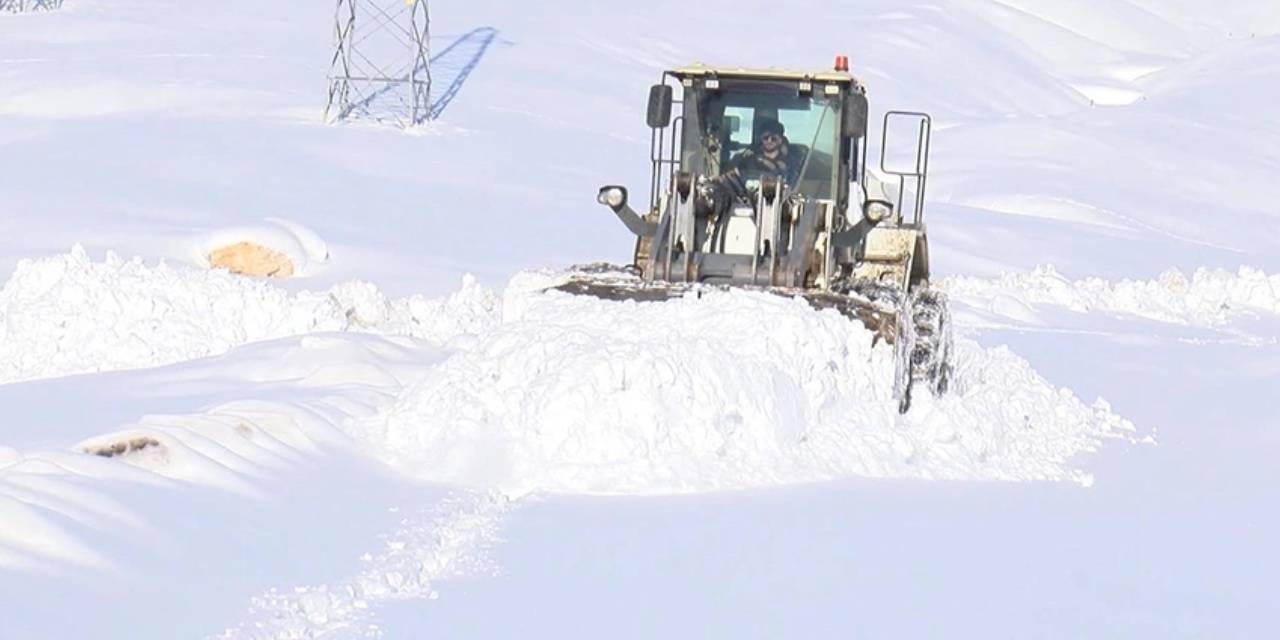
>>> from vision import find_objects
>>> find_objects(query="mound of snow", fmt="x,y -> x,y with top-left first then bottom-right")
0,247 -> 497,384
358,272 -> 1137,494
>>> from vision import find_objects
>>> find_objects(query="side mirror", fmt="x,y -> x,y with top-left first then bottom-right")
843,92 -> 868,139
647,84 -> 673,129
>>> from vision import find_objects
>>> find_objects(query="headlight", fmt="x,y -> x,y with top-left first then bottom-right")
598,186 -> 627,208
863,199 -> 893,224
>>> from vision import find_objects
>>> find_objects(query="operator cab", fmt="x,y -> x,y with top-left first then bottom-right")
647,64 -> 868,213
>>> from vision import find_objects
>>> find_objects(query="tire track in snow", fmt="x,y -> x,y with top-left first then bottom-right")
214,491 -> 513,640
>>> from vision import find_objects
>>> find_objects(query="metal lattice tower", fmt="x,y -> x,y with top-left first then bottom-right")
0,0 -> 65,12
325,0 -> 432,128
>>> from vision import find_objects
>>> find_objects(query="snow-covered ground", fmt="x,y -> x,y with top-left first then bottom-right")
1,1 -> 1278,638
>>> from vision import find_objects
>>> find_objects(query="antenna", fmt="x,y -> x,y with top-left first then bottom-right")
325,0 -> 433,128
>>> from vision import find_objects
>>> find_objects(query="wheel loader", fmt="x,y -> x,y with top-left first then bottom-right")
557,58 -> 952,413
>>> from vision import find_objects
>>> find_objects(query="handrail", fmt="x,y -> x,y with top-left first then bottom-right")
879,111 -> 932,225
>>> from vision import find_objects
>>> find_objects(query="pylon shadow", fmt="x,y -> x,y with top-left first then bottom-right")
340,25 -> 498,125
427,26 -> 499,119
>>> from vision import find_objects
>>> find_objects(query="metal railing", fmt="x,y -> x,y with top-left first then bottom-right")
647,73 -> 683,213
879,111 -> 932,226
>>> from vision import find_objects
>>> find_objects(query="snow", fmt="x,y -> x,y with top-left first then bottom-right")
0,246 -> 496,384
1,0 -> 1278,637
945,264 -> 1280,335
220,492 -> 510,640
370,272 -> 1135,493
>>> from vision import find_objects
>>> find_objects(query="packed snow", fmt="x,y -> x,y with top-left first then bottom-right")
219,492 -> 510,640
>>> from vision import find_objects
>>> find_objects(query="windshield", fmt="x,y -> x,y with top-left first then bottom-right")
681,81 -> 839,199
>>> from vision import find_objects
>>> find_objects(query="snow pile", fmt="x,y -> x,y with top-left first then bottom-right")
0,247 -> 497,384
360,272 -> 1137,494
943,265 -> 1280,327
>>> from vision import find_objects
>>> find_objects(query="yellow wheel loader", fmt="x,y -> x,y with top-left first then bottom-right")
559,59 -> 953,413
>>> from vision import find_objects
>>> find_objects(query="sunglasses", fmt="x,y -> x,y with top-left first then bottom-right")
762,132 -> 783,141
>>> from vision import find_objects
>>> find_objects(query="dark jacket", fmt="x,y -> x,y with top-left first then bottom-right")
724,138 -> 803,185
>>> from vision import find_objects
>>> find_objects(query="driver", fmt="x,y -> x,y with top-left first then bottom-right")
721,118 -> 802,189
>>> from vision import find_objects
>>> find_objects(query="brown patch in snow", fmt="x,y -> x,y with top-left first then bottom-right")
85,436 -> 162,458
208,242 -> 295,278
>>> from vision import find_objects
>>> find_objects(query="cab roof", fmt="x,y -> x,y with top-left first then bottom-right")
669,63 -> 865,89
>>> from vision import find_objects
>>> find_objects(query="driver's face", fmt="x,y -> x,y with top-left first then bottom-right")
761,132 -> 782,152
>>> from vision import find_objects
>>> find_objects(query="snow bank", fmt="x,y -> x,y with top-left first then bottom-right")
0,247 -> 497,384
359,272 -> 1138,494
943,265 -> 1280,327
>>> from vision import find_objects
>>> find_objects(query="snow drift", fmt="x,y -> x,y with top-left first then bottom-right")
361,271 -> 1137,493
